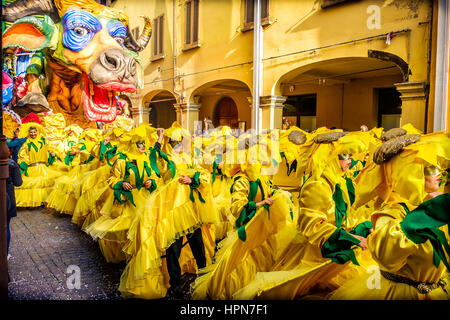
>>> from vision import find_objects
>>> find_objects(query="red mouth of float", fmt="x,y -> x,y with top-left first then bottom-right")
81,73 -> 136,123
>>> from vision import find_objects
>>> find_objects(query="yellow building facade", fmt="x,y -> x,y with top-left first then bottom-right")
111,0 -> 449,133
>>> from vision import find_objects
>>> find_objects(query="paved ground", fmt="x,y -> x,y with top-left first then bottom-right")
7,208 -> 197,300
8,208 -> 126,300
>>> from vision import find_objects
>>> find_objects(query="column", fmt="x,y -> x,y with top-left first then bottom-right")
128,92 -> 147,125
394,81 -> 427,132
173,102 -> 201,134
260,95 -> 287,130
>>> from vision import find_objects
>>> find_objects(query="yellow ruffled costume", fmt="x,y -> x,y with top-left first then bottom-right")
118,122 -> 219,299
231,130 -> 375,300
330,131 -> 450,300
15,123 -> 63,207
72,129 -> 126,227
85,130 -> 163,263
191,137 -> 295,300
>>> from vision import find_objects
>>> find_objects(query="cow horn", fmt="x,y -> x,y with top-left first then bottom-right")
124,15 -> 152,53
2,0 -> 60,23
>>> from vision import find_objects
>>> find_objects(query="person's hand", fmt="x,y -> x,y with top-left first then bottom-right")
351,234 -> 367,250
122,182 -> 134,191
179,175 -> 192,185
50,152 -> 56,157
157,128 -> 165,143
218,162 -> 224,170
144,180 -> 153,189
256,197 -> 274,207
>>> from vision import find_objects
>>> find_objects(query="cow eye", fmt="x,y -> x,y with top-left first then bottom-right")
114,36 -> 125,46
73,26 -> 89,37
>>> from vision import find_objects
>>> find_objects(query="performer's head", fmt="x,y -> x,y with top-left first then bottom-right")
136,140 -> 146,153
28,126 -> 37,139
424,165 -> 441,193
103,135 -> 111,145
338,153 -> 352,172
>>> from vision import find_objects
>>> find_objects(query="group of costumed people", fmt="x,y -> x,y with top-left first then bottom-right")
3,109 -> 450,300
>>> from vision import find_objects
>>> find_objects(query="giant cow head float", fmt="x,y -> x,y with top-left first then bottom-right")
2,0 -> 151,123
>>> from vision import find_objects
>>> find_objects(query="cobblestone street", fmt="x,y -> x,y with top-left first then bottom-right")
8,208 -> 125,300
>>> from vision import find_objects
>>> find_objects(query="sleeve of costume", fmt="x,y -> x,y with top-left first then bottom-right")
18,143 -> 30,165
367,210 -> 417,272
109,158 -> 127,189
230,177 -> 251,220
297,180 -> 339,248
90,143 -> 101,158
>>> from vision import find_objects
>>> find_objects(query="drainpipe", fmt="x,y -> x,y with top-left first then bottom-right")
433,0 -> 449,131
173,0 -> 183,126
252,0 -> 263,134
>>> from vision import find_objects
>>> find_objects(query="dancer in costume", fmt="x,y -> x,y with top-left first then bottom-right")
85,126 -> 163,263
15,122 -> 62,207
329,131 -> 450,300
118,122 -> 218,299
46,125 -> 98,215
191,133 -> 295,300
231,130 -> 375,300
72,128 -> 125,227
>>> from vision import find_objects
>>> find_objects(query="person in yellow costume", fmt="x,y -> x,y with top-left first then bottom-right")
85,128 -> 163,263
196,128 -> 237,240
191,133 -> 295,300
232,130 -> 375,300
329,131 -> 450,300
119,122 -> 218,299
15,122 -> 62,207
46,125 -> 100,215
72,128 -> 126,227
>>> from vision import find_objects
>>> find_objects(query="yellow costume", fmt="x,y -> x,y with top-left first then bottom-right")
118,122 -> 219,299
330,131 -> 450,300
85,130 -> 162,263
15,123 -> 62,207
232,131 -> 375,300
191,137 -> 295,300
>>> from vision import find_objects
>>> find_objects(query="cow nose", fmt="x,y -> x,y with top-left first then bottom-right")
100,49 -> 123,72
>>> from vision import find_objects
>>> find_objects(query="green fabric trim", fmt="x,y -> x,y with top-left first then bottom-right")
400,193 -> 450,271
113,180 -> 136,207
124,160 -> 152,190
345,177 -> 355,206
350,221 -> 373,238
321,228 -> 361,266
47,153 -> 61,166
64,151 -> 76,166
27,141 -> 38,153
149,146 -> 176,179
19,161 -> 29,176
332,184 -> 348,228
189,171 -> 205,204
85,154 -> 95,164
235,178 -> 269,241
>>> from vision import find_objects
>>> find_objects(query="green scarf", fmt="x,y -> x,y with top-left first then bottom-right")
149,146 -> 176,179
189,171 -> 206,204
400,194 -> 450,271
235,177 -> 270,241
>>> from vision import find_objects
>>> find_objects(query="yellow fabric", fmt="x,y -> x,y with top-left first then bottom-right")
330,203 -> 449,300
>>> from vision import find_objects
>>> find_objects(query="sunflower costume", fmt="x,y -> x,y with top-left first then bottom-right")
84,129 -> 163,263
231,130 -> 375,300
15,122 -> 62,207
330,131 -> 450,300
191,136 -> 295,300
118,122 -> 219,299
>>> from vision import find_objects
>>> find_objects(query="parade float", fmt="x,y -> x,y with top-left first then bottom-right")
2,0 -> 151,131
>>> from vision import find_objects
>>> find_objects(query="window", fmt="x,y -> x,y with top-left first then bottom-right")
377,88 -> 402,130
283,94 -> 317,132
152,15 -> 164,60
185,0 -> 199,49
244,0 -> 269,30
